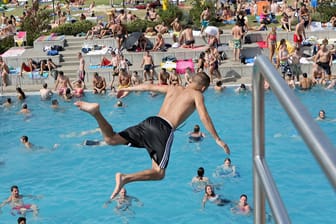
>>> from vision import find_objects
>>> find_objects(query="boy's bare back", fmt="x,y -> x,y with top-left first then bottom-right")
158,85 -> 202,129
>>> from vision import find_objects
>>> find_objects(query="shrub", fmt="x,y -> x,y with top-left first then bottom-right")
126,19 -> 158,33
316,2 -> 336,23
0,36 -> 14,54
51,20 -> 94,36
189,0 -> 218,28
157,4 -> 184,26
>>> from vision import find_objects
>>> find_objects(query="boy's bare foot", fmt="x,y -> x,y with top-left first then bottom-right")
110,172 -> 125,199
74,101 -> 100,115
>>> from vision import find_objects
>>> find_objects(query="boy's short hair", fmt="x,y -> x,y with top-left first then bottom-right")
193,72 -> 210,88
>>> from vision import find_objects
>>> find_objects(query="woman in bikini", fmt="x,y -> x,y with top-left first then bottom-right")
72,80 -> 85,98
266,26 -> 277,62
168,68 -> 182,86
197,52 -> 206,72
93,72 -> 106,94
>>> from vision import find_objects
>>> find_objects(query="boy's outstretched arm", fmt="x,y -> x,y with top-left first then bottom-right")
195,93 -> 230,155
117,84 -> 169,98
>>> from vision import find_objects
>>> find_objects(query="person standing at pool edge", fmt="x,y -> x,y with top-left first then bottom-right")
75,72 -> 230,200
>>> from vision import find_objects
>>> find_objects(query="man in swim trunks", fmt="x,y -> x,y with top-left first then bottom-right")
141,51 -> 155,81
0,185 -> 39,216
170,18 -> 182,43
74,71 -> 231,200
314,38 -> 333,81
54,71 -> 73,95
200,7 -> 211,34
293,19 -> 306,48
231,21 -> 243,61
77,52 -> 86,82
180,25 -> 195,48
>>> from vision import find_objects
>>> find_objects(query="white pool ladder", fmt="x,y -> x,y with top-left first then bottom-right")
252,55 -> 336,224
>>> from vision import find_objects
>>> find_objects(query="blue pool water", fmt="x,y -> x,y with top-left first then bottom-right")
0,87 -> 335,224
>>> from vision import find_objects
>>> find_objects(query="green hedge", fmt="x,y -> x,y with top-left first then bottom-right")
0,36 -> 14,54
126,19 -> 158,33
158,4 -> 184,26
316,2 -> 336,23
51,20 -> 94,36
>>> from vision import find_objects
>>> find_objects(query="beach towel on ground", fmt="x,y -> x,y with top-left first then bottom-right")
176,59 -> 194,74
160,61 -> 176,71
28,71 -> 48,79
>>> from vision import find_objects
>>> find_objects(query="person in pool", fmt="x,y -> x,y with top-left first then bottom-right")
0,185 -> 39,217
188,124 -> 206,143
17,217 -> 26,224
214,157 -> 238,178
20,135 -> 33,149
103,187 -> 143,214
115,100 -> 124,108
202,184 -> 230,208
235,83 -> 250,93
74,71 -> 230,200
19,103 -> 31,114
316,110 -> 326,120
231,194 -> 251,215
191,167 -> 211,192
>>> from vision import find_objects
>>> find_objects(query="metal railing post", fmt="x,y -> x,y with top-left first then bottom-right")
252,65 -> 266,224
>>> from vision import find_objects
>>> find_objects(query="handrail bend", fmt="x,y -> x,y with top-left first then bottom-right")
252,55 -> 336,224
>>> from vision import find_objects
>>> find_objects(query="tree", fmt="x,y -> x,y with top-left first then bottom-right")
21,8 -> 52,46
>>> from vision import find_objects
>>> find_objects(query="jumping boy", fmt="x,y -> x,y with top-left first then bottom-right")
75,72 -> 230,200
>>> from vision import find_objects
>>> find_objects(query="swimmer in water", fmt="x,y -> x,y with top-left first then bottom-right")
191,167 -> 211,192
316,109 -> 326,120
115,100 -> 126,108
188,124 -> 205,142
103,188 -> 143,214
20,135 -> 59,151
0,185 -> 40,216
202,184 -> 231,208
19,103 -> 31,114
214,157 -> 239,178
20,136 -> 33,149
233,194 -> 251,214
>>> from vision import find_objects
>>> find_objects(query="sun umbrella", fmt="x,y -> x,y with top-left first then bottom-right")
123,32 -> 142,50
123,32 -> 154,51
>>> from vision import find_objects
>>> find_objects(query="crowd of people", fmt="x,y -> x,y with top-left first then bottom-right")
1,0 -> 336,91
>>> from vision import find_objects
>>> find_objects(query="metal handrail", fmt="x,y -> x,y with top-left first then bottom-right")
252,55 -> 336,224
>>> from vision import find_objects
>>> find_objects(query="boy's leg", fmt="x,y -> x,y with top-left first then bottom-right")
111,160 -> 165,199
74,101 -> 127,145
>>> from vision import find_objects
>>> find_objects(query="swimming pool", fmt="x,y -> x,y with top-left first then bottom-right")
0,87 -> 335,223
